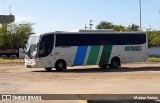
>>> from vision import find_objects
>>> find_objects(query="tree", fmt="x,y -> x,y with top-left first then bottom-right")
113,25 -> 126,31
96,21 -> 127,31
96,21 -> 160,48
96,21 -> 114,29
126,24 -> 140,31
0,23 -> 8,48
147,30 -> 160,48
0,23 -> 34,49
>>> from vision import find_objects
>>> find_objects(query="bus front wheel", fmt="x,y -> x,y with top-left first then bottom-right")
55,60 -> 66,71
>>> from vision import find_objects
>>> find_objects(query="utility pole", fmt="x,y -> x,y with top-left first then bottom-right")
84,20 -> 94,29
159,10 -> 160,29
89,20 -> 93,30
139,0 -> 142,31
9,5 -> 12,15
4,0 -> 6,14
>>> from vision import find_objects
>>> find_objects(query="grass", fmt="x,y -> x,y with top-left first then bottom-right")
147,57 -> 160,62
0,59 -> 24,64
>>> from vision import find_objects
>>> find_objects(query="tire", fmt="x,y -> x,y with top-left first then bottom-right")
98,65 -> 107,69
110,58 -> 120,69
45,68 -> 52,71
55,60 -> 66,71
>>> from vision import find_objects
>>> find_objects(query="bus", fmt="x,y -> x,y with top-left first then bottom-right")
25,30 -> 148,71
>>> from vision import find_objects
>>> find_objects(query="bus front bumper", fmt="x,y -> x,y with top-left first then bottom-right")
25,59 -> 38,68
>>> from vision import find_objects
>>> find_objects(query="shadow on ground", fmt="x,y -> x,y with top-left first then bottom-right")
32,66 -> 160,73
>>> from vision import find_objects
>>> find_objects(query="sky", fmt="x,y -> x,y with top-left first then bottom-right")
0,0 -> 160,33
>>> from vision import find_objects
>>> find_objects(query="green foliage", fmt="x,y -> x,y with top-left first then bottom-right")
113,25 -> 126,32
96,21 -> 114,29
96,21 -> 160,48
126,24 -> 140,31
96,21 -> 140,32
146,30 -> 160,48
0,23 -> 34,49
147,57 -> 160,62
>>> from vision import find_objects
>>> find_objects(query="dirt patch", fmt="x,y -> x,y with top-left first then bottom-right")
0,62 -> 160,94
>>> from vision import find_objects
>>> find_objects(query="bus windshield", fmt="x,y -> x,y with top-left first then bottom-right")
25,36 -> 39,59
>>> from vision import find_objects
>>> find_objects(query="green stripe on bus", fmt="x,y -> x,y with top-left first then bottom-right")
87,46 -> 100,65
99,45 -> 113,65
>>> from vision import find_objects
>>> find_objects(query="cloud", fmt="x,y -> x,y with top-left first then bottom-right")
15,16 -> 32,23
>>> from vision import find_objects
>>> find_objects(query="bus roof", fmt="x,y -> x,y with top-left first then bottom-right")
31,30 -> 146,37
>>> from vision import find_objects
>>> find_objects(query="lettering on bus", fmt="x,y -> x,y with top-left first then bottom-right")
124,46 -> 142,51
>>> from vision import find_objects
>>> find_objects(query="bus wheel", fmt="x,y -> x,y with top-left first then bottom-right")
98,65 -> 107,69
110,57 -> 120,69
45,68 -> 52,71
55,60 -> 66,71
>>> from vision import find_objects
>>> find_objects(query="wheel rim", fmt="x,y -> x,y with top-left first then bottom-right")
113,61 -> 118,68
58,63 -> 64,69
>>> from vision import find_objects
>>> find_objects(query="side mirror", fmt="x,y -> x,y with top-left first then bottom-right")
24,41 -> 28,49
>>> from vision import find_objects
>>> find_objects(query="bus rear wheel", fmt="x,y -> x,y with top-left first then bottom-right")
55,60 -> 66,71
110,57 -> 120,69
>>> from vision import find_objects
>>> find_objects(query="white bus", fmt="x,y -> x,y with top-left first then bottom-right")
25,30 -> 148,71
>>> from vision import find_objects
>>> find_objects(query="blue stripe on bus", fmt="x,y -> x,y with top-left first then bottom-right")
73,46 -> 88,66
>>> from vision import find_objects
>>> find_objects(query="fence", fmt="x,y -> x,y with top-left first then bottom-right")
148,47 -> 160,56
0,48 -> 25,59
